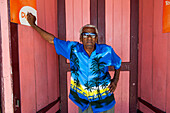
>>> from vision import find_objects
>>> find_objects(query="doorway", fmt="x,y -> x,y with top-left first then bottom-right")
58,0 -> 138,113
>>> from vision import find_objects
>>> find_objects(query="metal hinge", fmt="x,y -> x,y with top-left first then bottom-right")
14,96 -> 20,111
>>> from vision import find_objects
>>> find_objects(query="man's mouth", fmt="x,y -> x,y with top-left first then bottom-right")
87,42 -> 92,43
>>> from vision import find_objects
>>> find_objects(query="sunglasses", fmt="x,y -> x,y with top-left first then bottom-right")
81,33 -> 97,39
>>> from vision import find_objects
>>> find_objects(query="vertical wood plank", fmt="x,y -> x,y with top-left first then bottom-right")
138,0 -> 143,98
90,0 -> 97,27
114,0 -> 122,56
152,0 -> 167,111
47,43 -> 59,103
66,0 -> 74,42
83,0 -> 90,25
98,0 -> 105,44
66,0 -> 78,111
110,72 -> 122,113
74,0 -> 83,42
66,0 -> 74,64
45,0 -> 59,107
37,0 -> 46,28
111,72 -> 130,113
45,0 -> 56,35
19,25 -> 36,113
122,0 -> 130,62
35,0 -> 48,110
121,72 -> 129,113
105,0 -> 113,46
67,72 -> 78,113
140,0 -> 153,104
166,37 -> 170,112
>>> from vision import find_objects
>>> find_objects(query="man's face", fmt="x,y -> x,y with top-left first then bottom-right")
80,27 -> 98,49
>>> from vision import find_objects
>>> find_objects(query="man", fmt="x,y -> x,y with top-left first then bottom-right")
27,13 -> 121,113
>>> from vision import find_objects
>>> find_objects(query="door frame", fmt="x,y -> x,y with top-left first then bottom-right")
58,0 -> 139,113
10,23 -> 21,113
0,8 -> 2,113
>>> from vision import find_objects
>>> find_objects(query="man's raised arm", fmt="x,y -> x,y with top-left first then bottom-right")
27,13 -> 55,44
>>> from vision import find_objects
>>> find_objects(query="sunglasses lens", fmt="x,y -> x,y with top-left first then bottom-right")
83,35 -> 88,38
82,33 -> 96,38
91,35 -> 96,38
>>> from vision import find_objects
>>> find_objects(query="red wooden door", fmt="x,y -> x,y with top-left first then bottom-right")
11,0 -> 60,113
58,0 -> 138,113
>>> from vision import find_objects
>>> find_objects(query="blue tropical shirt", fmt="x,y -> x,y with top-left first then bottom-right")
54,38 -> 121,113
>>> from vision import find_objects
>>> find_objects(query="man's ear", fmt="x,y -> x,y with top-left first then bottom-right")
95,36 -> 98,42
80,36 -> 83,42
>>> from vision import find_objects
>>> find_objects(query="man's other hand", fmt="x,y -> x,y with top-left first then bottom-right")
108,79 -> 117,93
27,12 -> 36,27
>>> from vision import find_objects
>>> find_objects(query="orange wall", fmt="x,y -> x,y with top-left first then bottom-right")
18,0 -> 59,112
138,0 -> 170,112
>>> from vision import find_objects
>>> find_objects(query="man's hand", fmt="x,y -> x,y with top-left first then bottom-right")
26,12 -> 55,43
108,79 -> 117,93
27,12 -> 36,27
108,67 -> 121,93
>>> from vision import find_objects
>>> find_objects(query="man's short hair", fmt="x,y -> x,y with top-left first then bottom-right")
79,24 -> 98,35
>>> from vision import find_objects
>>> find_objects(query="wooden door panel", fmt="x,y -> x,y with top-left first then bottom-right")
17,0 -> 59,112
122,0 -> 130,62
111,72 -> 129,113
67,72 -> 79,113
66,0 -> 90,42
105,0 -> 130,62
18,25 -> 36,113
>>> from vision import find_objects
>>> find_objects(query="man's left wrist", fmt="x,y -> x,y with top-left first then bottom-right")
113,79 -> 118,85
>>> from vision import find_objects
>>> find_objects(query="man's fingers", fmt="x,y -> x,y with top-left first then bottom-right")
108,84 -> 111,88
109,87 -> 115,93
27,13 -> 33,18
108,84 -> 117,93
109,85 -> 113,91
109,87 -> 114,92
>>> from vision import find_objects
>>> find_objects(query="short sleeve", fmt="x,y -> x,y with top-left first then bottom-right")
53,37 -> 77,60
111,48 -> 122,69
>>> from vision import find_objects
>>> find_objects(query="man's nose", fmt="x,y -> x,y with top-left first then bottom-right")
87,35 -> 92,39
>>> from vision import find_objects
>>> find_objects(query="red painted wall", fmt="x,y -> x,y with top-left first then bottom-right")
18,0 -> 59,112
138,0 -> 170,112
